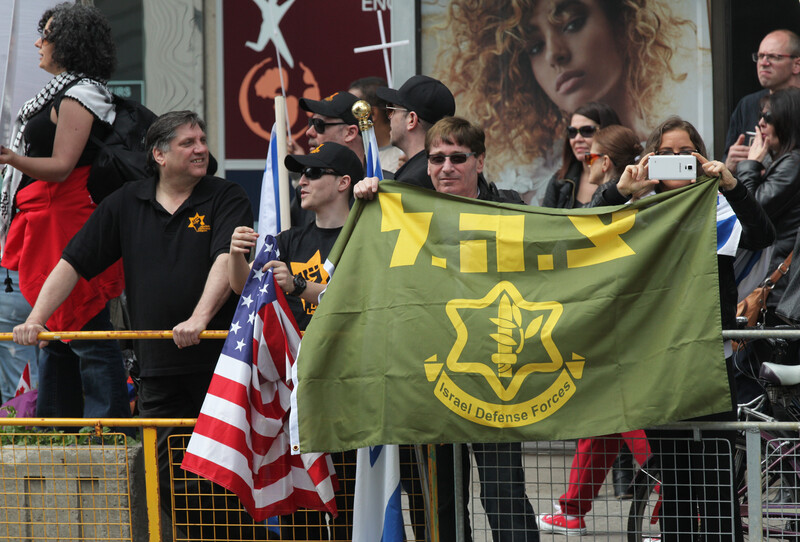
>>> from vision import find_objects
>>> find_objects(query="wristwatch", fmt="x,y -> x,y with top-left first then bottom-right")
290,274 -> 307,296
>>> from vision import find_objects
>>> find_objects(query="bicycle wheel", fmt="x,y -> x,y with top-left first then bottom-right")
738,431 -> 800,541
627,461 -> 661,542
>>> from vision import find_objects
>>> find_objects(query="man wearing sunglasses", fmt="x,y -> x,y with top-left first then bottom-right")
229,141 -> 362,539
724,29 -> 800,173
298,91 -> 365,161
374,74 -> 456,190
355,118 -> 533,542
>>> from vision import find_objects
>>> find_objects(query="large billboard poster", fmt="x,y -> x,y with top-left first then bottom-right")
222,1 -> 392,162
420,0 -> 713,204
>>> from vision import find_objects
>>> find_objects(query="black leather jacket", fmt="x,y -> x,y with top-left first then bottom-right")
737,149 -> 800,306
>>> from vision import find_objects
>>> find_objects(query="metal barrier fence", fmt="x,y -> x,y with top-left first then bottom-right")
0,418 -> 797,541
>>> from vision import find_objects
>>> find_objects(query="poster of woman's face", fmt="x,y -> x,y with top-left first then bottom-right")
421,0 -> 712,203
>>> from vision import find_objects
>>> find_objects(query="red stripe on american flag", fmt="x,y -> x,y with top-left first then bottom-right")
181,262 -> 337,522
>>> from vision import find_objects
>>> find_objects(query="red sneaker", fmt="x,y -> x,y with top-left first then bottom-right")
537,512 -> 588,535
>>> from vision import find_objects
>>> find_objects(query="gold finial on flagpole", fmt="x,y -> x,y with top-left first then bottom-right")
352,100 -> 373,133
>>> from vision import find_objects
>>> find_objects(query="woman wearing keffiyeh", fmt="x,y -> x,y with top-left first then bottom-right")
0,3 -> 130,424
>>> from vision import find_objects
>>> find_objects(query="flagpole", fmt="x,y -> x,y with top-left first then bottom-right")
274,96 -> 291,232
352,99 -> 374,160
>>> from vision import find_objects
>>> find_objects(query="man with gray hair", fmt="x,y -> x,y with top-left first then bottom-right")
13,110 -> 255,539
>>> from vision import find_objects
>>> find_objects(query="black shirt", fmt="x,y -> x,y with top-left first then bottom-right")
21,84 -> 109,189
277,221 -> 342,330
394,150 -> 434,190
62,175 -> 253,376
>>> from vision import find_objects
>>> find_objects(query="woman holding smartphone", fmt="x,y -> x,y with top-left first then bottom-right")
597,117 -> 774,542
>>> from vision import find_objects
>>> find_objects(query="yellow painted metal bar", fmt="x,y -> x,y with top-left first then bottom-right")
0,417 -> 197,427
142,426 -> 162,542
428,444 -> 440,542
0,330 -> 229,341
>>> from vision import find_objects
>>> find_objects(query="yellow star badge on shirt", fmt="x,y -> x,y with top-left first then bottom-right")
187,212 -> 211,232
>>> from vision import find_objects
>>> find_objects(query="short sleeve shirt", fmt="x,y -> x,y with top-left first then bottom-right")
62,175 -> 254,376
276,222 -> 342,330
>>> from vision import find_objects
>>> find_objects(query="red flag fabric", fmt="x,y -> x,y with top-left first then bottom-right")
182,235 -> 338,521
14,362 -> 31,398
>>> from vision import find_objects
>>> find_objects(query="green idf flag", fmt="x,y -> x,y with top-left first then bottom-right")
291,179 -> 729,453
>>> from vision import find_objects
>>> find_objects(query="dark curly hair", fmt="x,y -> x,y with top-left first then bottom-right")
38,2 -> 116,81
436,0 -> 689,169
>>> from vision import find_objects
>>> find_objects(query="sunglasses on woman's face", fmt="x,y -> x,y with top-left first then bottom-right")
760,110 -> 774,125
567,125 -> 598,139
302,167 -> 339,180
583,152 -> 606,166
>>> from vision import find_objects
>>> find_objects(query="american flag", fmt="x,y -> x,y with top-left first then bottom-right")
182,236 -> 338,521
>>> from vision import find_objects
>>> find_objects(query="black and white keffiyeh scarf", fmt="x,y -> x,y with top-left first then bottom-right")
0,71 -> 114,255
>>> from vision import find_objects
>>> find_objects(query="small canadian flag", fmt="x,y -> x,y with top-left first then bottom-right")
14,363 -> 31,397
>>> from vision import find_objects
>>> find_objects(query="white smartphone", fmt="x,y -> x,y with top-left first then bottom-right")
648,155 -> 696,181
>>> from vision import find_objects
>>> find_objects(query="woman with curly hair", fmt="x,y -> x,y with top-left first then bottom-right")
435,0 -> 690,202
0,3 -> 130,424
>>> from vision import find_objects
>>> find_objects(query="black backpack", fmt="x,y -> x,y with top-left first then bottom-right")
87,94 -> 157,203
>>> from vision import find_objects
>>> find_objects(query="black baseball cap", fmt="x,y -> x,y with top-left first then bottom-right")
376,75 -> 455,124
299,91 -> 359,125
284,142 -> 364,182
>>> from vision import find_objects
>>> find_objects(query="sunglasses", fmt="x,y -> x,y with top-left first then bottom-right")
307,117 -> 347,133
760,110 -> 774,124
567,125 -> 598,139
427,152 -> 477,165
302,167 -> 339,180
385,105 -> 408,117
583,152 -> 606,166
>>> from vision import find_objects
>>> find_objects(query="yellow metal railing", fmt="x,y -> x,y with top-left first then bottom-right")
0,419 -> 430,541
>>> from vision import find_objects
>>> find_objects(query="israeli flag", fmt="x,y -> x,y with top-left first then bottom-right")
257,124 -> 282,252
716,194 -> 742,258
353,445 -> 404,542
365,126 -> 384,181
256,124 -> 282,535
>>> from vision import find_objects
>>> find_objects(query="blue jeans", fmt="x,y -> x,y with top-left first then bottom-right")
35,306 -> 131,421
0,269 -> 38,403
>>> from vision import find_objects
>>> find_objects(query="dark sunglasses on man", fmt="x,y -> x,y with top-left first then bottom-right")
307,117 -> 347,134
567,125 -> 598,139
302,167 -> 340,180
427,152 -> 477,165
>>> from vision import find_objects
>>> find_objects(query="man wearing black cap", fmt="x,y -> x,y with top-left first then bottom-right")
376,74 -> 456,189
228,141 -> 362,540
298,91 -> 365,163
230,141 -> 361,329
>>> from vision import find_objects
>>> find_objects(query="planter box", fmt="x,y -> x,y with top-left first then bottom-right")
0,442 -> 151,541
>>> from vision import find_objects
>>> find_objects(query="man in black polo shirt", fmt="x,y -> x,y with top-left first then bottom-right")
13,110 -> 255,539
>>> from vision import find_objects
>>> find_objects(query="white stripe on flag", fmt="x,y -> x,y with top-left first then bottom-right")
353,445 -> 404,542
365,127 -> 383,180
257,124 -> 281,252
